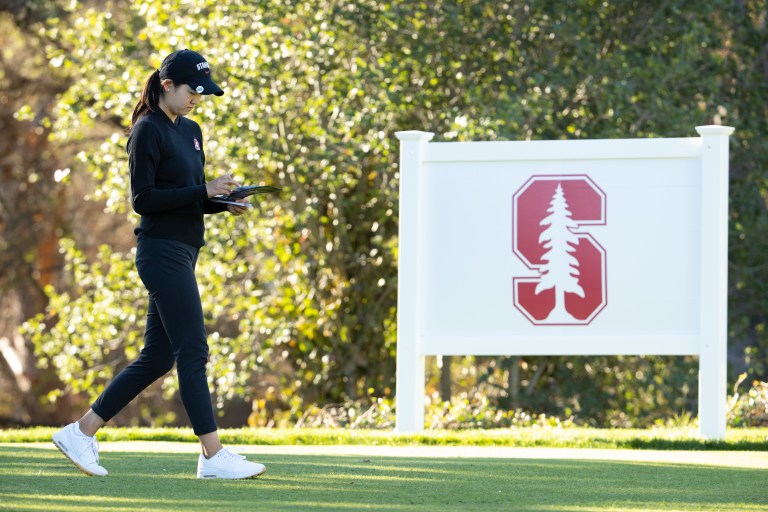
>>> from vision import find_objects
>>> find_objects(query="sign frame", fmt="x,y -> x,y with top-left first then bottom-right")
394,126 -> 734,439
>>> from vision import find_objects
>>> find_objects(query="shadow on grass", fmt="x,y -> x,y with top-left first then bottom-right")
0,445 -> 765,511
618,438 -> 768,451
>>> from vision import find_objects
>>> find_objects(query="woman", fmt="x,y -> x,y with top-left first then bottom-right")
53,49 -> 265,479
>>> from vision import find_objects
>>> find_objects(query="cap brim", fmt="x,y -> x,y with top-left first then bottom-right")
188,77 -> 224,96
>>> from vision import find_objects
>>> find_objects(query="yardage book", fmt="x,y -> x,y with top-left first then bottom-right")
210,185 -> 281,207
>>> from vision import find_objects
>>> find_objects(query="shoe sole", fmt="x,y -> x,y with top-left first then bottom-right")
52,437 -> 107,477
197,467 -> 267,479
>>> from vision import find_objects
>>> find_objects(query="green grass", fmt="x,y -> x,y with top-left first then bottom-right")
0,444 -> 766,511
2,426 -> 767,450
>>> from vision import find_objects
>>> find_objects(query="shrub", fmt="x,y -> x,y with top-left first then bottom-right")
728,375 -> 768,427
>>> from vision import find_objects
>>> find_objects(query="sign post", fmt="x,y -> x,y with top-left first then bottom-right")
394,126 -> 734,438
696,126 -> 734,439
395,131 -> 433,432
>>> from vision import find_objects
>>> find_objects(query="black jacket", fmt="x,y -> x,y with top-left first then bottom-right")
128,109 -> 226,247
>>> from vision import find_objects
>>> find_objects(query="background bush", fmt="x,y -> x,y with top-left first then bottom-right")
2,0 -> 767,428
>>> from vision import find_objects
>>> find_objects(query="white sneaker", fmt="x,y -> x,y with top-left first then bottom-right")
197,447 -> 266,479
52,422 -> 109,477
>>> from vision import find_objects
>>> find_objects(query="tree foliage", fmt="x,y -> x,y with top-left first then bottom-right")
15,0 -> 768,427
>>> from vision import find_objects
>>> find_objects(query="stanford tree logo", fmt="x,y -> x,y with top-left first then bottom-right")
512,175 -> 607,325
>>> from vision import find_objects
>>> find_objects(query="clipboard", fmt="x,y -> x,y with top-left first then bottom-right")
210,185 -> 281,206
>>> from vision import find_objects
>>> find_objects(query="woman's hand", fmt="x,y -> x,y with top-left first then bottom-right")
227,198 -> 251,216
206,174 -> 240,198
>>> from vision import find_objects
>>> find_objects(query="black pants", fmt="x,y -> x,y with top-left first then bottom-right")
91,236 -> 217,436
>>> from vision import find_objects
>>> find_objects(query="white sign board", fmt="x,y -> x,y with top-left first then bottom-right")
395,126 -> 734,439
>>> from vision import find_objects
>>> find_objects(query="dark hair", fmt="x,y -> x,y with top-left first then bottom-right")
130,70 -> 163,130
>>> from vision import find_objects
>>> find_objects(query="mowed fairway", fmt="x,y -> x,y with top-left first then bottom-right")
0,444 -> 766,512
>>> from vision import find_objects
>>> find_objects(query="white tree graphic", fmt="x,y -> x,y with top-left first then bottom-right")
535,183 -> 584,322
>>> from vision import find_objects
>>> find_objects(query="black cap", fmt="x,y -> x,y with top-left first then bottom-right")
159,49 -> 224,96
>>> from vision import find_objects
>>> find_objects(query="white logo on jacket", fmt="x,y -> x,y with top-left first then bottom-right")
193,138 -> 201,151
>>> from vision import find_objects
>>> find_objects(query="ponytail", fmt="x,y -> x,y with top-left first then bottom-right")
129,70 -> 162,130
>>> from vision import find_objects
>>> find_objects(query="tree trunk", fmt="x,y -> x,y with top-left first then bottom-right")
439,355 -> 452,402
506,356 -> 520,410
